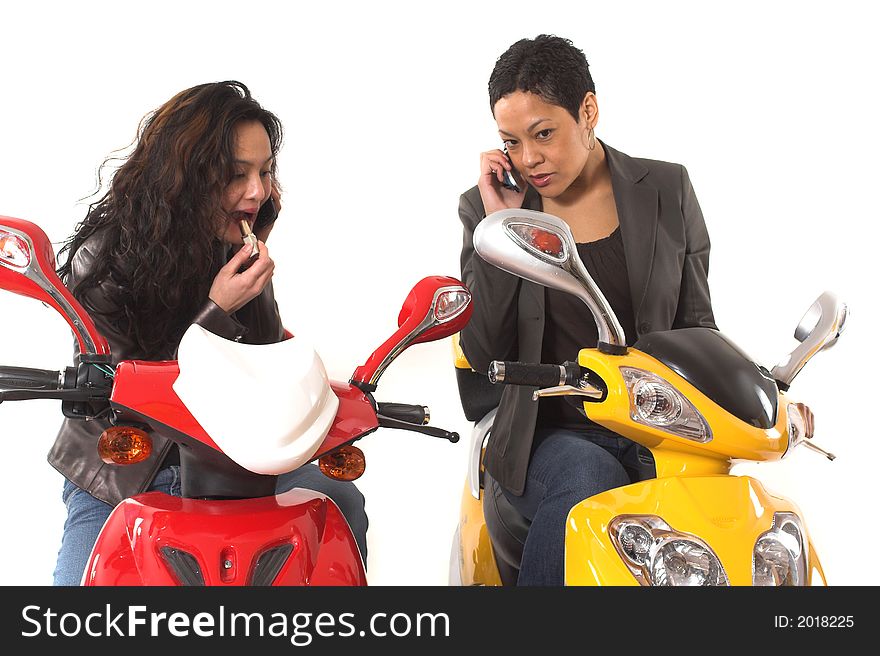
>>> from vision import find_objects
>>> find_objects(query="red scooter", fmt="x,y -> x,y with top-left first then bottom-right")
0,215 -> 472,586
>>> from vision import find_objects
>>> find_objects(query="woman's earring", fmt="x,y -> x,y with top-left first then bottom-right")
587,127 -> 596,151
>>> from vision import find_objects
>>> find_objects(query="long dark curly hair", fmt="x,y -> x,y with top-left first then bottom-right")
56,81 -> 283,359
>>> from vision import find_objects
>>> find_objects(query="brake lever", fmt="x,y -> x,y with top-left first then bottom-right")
532,383 -> 604,402
802,440 -> 836,461
377,414 -> 460,443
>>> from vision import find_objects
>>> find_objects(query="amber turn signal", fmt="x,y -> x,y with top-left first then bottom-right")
318,445 -> 366,481
97,426 -> 153,465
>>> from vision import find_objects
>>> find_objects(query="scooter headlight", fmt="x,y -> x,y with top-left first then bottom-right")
651,538 -> 726,586
621,368 -> 712,442
632,380 -> 682,425
617,522 -> 652,565
752,512 -> 807,586
609,515 -> 729,586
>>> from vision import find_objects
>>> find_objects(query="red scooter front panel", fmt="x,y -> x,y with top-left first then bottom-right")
111,361 -> 380,457
83,487 -> 366,586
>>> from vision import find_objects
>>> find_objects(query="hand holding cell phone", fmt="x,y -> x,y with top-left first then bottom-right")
500,147 -> 521,193
478,147 -> 526,214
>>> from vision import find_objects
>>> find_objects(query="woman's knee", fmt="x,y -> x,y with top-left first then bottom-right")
325,480 -> 368,532
308,478 -> 368,564
55,484 -> 114,586
277,466 -> 368,531
532,433 -> 630,494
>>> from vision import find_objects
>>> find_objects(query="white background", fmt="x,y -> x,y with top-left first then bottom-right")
1,0 -> 877,586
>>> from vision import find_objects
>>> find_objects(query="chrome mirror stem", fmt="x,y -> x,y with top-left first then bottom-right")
771,291 -> 848,389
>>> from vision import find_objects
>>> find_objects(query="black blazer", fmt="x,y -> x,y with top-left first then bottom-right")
458,142 -> 717,496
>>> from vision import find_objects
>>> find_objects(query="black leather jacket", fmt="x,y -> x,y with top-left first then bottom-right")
47,233 -> 285,506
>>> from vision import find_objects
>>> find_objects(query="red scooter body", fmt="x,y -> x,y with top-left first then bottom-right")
0,215 -> 472,586
86,369 -> 380,586
87,488 -> 366,586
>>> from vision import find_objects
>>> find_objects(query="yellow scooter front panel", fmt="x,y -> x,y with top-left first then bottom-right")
564,475 -> 825,586
578,348 -> 791,471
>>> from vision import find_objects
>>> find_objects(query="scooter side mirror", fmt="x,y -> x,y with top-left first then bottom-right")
350,275 -> 472,390
771,290 -> 848,389
0,216 -> 110,358
474,209 -> 627,354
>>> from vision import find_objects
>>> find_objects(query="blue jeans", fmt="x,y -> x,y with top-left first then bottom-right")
53,464 -> 369,586
501,427 -> 655,586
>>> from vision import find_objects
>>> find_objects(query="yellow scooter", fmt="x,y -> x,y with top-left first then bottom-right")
449,208 -> 847,586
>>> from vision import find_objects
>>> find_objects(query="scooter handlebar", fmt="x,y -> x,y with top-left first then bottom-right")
488,360 -> 582,388
0,363 -> 111,405
376,402 -> 429,425
0,365 -> 71,391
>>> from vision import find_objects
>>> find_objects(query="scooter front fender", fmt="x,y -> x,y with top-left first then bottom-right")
83,487 -> 366,586
452,481 -> 502,586
564,475 -> 826,586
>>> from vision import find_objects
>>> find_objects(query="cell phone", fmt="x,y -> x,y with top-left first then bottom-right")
500,148 -> 521,193
255,197 -> 278,230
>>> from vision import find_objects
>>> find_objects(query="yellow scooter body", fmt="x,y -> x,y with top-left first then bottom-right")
455,476 -> 826,587
564,475 -> 826,586
560,347 -> 825,585
452,336 -> 826,587
455,480 -> 503,587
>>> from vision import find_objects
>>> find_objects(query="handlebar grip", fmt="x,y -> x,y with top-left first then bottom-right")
377,402 -> 430,425
488,360 -> 582,387
0,365 -> 71,391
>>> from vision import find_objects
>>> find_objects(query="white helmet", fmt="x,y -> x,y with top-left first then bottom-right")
172,324 -> 339,475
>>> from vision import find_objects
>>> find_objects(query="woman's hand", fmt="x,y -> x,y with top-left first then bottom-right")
254,184 -> 282,243
208,240 -> 275,314
793,402 -> 815,439
478,149 -> 527,215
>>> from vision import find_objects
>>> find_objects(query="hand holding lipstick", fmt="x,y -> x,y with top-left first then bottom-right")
208,237 -> 275,314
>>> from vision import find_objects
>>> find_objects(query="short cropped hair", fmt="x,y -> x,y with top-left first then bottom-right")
488,34 -> 595,121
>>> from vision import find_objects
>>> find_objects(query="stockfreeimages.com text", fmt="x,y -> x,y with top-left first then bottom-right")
21,604 -> 450,645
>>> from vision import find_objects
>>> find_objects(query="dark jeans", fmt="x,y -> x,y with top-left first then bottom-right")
501,427 -> 654,586
54,464 -> 368,586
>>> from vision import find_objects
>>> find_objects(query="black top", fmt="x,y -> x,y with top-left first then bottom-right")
536,226 -> 637,435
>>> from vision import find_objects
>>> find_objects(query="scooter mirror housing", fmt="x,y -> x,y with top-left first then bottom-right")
771,290 -> 849,390
474,209 -> 627,355
351,275 -> 473,390
0,216 -> 110,358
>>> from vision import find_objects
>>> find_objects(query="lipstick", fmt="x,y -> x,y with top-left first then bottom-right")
239,220 -> 259,271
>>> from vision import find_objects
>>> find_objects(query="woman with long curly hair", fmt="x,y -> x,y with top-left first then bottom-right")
49,81 -> 368,585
